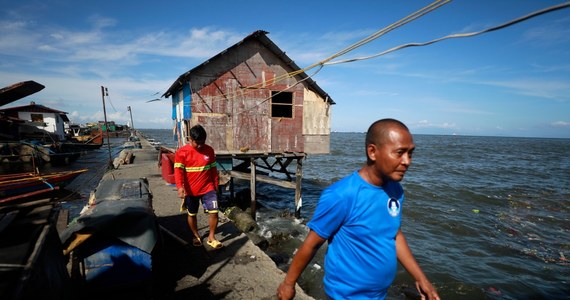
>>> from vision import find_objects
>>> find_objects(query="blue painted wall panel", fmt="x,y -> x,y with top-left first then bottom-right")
183,84 -> 192,119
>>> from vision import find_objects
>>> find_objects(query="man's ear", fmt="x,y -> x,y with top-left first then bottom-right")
367,144 -> 377,162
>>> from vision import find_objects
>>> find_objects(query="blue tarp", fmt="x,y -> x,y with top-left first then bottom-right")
60,179 -> 158,254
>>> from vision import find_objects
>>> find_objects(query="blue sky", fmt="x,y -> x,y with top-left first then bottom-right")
1,0 -> 569,138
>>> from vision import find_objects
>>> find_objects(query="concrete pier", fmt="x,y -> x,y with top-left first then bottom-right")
101,137 -> 313,299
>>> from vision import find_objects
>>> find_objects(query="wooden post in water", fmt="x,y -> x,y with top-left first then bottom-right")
294,157 -> 303,218
250,158 -> 256,220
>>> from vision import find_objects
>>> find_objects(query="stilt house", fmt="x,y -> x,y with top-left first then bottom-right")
164,30 -> 334,153
162,30 -> 335,217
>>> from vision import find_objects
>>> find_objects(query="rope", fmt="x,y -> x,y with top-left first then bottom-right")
38,176 -> 55,190
302,0 -> 450,69
189,0 -> 450,112
234,64 -> 325,116
104,90 -> 118,112
188,0 -> 569,118
325,1 -> 570,65
173,0 -> 570,155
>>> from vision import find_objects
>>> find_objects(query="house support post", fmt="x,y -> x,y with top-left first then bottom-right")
250,158 -> 257,220
229,178 -> 235,202
294,157 -> 303,218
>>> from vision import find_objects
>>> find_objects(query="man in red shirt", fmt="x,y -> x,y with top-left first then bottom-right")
174,124 -> 222,249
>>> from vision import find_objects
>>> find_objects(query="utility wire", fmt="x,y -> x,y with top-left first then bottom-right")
302,0 -> 450,70
234,64 -> 325,116
324,1 -> 570,65
105,93 -> 118,112
247,0 -> 450,89
174,0 -> 568,112
183,0 -> 450,112
172,1 -> 570,152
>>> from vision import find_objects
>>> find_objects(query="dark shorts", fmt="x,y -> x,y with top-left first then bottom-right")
183,190 -> 218,215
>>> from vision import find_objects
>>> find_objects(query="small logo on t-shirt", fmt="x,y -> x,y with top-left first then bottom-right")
387,197 -> 401,217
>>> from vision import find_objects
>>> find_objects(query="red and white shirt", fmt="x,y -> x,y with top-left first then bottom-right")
174,143 -> 218,196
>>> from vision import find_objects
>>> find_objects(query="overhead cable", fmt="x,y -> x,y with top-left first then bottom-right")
195,0 -> 450,108
324,1 -> 570,65
266,0 -> 450,84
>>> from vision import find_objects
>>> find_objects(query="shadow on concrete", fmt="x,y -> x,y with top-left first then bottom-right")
167,283 -> 232,300
153,213 -> 250,299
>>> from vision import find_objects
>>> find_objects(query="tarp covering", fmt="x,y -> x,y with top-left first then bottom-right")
60,179 -> 158,254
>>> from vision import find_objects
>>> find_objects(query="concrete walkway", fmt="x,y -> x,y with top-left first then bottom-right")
102,137 -> 313,299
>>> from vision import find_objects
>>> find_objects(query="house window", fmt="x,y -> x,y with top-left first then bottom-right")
271,91 -> 293,118
31,114 -> 44,123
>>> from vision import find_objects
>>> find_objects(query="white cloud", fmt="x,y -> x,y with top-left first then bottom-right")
551,121 -> 570,127
413,120 -> 456,129
483,78 -> 570,101
521,16 -> 570,46
87,15 -> 117,30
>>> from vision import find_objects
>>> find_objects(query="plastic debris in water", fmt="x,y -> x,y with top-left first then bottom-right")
486,287 -> 502,296
472,209 -> 480,213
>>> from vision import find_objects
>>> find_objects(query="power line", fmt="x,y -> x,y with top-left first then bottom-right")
324,1 -> 570,66
178,0 -> 451,113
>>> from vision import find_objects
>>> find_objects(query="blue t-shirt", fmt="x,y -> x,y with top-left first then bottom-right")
307,171 -> 404,299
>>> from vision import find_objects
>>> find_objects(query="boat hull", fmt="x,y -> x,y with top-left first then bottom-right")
0,169 -> 88,200
0,199 -> 70,299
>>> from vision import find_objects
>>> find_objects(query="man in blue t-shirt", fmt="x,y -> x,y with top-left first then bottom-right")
277,119 -> 440,300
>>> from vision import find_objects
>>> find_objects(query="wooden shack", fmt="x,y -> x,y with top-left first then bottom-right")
0,101 -> 70,142
163,30 -> 335,218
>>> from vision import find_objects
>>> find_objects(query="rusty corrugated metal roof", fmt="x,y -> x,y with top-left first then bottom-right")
0,102 -> 70,122
0,102 -> 67,114
163,30 -> 334,104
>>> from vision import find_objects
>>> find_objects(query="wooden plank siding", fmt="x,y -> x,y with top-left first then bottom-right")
189,42 -> 305,154
163,31 -> 335,217
165,30 -> 334,155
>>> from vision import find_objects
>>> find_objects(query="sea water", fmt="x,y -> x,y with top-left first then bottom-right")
141,129 -> 569,300
16,130 -> 568,299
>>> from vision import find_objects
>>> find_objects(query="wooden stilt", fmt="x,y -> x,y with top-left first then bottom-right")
216,152 -> 306,219
250,158 -> 257,220
230,177 -> 235,201
294,157 -> 303,218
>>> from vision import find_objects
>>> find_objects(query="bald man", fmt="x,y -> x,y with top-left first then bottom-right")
277,118 -> 440,300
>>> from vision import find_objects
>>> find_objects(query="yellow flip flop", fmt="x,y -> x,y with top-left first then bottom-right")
207,239 -> 223,249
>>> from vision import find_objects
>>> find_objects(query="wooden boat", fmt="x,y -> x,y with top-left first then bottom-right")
147,139 -> 162,150
0,169 -> 88,201
66,127 -> 104,150
60,178 -> 161,295
59,140 -> 103,152
0,80 -> 45,107
0,197 -> 71,299
0,141 -> 81,165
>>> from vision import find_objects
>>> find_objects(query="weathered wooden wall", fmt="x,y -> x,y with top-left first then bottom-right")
302,89 -> 331,154
181,38 -> 330,154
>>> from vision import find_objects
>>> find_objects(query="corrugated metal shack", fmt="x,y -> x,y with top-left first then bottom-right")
163,30 -> 335,217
